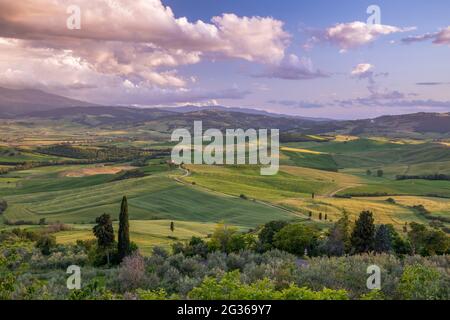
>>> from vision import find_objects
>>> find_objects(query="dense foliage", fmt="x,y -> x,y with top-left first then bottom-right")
0,209 -> 449,300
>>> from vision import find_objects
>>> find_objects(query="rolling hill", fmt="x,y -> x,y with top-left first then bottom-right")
0,87 -> 97,117
1,87 -> 450,137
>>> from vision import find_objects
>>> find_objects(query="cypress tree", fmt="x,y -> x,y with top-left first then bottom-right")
118,196 -> 130,261
350,211 -> 375,253
374,224 -> 392,253
93,213 -> 114,265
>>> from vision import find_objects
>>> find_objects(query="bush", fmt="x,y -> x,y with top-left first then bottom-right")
46,222 -> 73,233
295,254 -> 404,299
68,279 -> 117,300
117,252 -> 147,292
0,272 -> 16,300
35,234 -> 56,255
273,223 -> 318,256
172,237 -> 209,258
258,220 -> 289,251
188,271 -> 348,300
137,288 -> 176,300
359,290 -> 385,300
398,264 -> 447,300
0,199 -> 7,214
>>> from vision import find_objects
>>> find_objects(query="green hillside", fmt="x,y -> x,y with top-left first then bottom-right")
0,166 -> 294,228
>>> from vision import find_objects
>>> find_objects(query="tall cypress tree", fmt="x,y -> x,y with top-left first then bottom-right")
350,211 -> 375,253
118,196 -> 130,261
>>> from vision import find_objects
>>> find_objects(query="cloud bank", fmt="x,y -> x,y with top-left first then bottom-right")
0,0 -> 290,105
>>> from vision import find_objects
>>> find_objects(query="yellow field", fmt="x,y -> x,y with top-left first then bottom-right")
280,147 -> 326,155
278,197 -> 427,230
334,135 -> 359,142
358,196 -> 450,214
279,166 -> 361,185
60,165 -> 136,177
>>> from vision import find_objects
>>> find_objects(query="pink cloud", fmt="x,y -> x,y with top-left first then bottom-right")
308,21 -> 415,51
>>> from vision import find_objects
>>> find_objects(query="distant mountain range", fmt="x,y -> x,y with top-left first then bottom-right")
0,86 -> 326,121
162,105 -> 331,121
0,86 -> 449,137
0,87 -> 96,117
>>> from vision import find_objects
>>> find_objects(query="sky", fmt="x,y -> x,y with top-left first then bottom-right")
0,0 -> 449,119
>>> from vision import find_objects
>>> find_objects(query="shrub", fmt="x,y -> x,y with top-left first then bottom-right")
280,285 -> 348,300
359,290 -> 385,300
117,252 -> 147,292
398,264 -> 445,300
172,237 -> 209,258
0,272 -> 16,300
68,279 -> 117,300
295,254 -> 404,299
35,234 -> 56,255
46,222 -> 73,233
273,223 -> 318,256
258,220 -> 289,251
0,199 -> 7,214
137,288 -> 176,300
188,271 -> 348,300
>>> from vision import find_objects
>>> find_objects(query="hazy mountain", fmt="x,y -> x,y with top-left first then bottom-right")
22,106 -> 322,131
0,87 -> 97,117
2,87 -> 449,137
162,105 -> 331,121
345,112 -> 450,136
143,109 -> 328,133
24,106 -> 180,126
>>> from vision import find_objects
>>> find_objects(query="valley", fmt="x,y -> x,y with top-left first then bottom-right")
1,108 -> 449,252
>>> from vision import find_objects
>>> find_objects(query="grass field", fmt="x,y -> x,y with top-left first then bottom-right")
0,164 -> 295,228
1,122 -> 449,251
53,220 -> 222,255
183,164 -> 362,201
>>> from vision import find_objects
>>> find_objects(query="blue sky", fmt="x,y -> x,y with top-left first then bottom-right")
162,0 -> 450,119
0,0 -> 449,119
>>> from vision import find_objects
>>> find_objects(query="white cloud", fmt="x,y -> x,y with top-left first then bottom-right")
0,0 -> 289,65
434,26 -> 450,44
351,63 -> 374,77
311,21 -> 415,51
210,14 -> 289,64
0,0 -> 290,104
402,26 -> 450,45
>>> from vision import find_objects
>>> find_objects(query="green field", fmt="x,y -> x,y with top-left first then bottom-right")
53,220 -> 222,255
1,121 -> 449,251
0,164 -> 295,229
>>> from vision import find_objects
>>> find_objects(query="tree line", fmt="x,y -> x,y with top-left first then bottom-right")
396,174 -> 450,181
